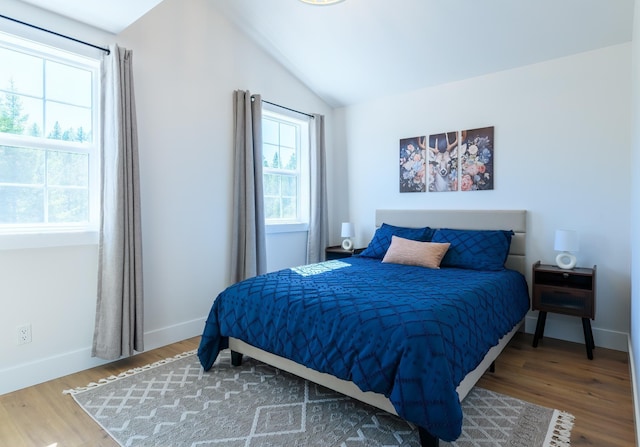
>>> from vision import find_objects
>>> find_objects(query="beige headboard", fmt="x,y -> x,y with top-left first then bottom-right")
375,209 -> 527,275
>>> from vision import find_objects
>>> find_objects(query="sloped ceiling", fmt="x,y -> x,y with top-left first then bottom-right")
16,0 -> 636,108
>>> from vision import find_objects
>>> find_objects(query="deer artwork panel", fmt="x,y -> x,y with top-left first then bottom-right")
428,131 -> 459,192
399,136 -> 427,192
460,126 -> 494,191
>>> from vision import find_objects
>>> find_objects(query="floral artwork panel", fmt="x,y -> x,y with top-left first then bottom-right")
460,126 -> 494,191
428,131 -> 459,192
399,136 -> 426,193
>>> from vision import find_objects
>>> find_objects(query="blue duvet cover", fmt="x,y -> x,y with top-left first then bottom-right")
198,257 -> 529,442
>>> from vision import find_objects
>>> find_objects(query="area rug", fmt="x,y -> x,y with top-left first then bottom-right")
64,350 -> 574,447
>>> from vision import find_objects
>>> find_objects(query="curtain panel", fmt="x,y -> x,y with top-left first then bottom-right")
229,90 -> 267,284
92,44 -> 144,360
307,114 -> 329,264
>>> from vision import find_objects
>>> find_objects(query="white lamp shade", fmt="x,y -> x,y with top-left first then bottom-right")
554,229 -> 579,252
341,222 -> 354,238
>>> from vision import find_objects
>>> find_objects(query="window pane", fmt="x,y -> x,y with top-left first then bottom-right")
0,185 -> 44,223
264,173 -> 282,196
0,91 -> 42,135
0,47 -> 43,97
264,196 -> 281,220
0,145 -> 44,184
281,197 -> 296,219
281,175 -> 297,196
280,122 -> 296,148
45,101 -> 92,142
46,61 -> 92,107
48,187 -> 88,223
47,151 -> 88,186
281,147 -> 296,171
21,95 -> 44,137
262,118 -> 279,145
263,143 -> 278,168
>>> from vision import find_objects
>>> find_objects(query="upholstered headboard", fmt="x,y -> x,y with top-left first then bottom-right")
375,209 -> 527,275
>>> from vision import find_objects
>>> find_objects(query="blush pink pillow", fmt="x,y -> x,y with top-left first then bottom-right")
382,235 -> 450,269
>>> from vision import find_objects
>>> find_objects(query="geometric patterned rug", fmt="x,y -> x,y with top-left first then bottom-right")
64,350 -> 574,447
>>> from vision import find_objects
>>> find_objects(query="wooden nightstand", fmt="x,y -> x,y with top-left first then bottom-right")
325,245 -> 364,260
531,260 -> 597,359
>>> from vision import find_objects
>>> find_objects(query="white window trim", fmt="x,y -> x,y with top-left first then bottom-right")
262,104 -> 310,231
0,31 -> 101,249
0,229 -> 98,250
266,222 -> 309,234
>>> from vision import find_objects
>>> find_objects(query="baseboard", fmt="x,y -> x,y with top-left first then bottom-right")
524,314 -> 629,352
629,335 -> 640,447
0,317 -> 205,396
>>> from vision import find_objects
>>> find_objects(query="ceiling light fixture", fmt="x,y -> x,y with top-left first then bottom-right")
299,0 -> 345,5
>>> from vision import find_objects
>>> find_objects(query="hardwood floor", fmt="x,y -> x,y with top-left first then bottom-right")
0,333 -> 635,446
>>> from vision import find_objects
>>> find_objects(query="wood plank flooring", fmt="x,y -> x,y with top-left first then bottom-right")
0,333 -> 635,446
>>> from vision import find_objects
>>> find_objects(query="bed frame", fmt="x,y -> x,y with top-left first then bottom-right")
229,209 -> 527,447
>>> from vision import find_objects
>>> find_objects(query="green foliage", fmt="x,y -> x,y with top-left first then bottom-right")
0,80 -> 91,142
0,80 -> 28,134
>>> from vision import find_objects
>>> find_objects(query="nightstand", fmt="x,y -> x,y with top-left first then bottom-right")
325,245 -> 364,260
531,260 -> 597,359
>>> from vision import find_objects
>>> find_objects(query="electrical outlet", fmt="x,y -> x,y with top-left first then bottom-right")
17,324 -> 32,345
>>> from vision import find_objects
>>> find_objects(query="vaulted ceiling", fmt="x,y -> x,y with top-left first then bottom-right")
16,0 -> 636,107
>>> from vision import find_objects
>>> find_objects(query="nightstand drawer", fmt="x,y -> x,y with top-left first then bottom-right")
533,287 -> 594,318
534,270 -> 593,290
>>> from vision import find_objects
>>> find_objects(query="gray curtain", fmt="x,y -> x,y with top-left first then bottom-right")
306,114 -> 329,264
229,90 -> 267,283
92,44 -> 144,360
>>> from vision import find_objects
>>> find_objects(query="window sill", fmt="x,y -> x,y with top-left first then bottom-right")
0,230 -> 99,250
266,223 -> 309,234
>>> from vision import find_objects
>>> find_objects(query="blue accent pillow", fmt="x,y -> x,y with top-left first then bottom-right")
359,223 -> 435,259
431,228 -> 514,271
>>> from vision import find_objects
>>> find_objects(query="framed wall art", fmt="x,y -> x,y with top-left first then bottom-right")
399,136 -> 426,193
428,131 -> 459,192
459,126 -> 494,191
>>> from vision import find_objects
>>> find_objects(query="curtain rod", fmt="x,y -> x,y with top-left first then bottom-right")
0,14 -> 110,54
252,97 -> 314,119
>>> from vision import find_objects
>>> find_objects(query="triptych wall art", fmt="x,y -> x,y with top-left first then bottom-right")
399,126 -> 494,193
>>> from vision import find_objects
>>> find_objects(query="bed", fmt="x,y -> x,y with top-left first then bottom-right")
198,209 -> 530,446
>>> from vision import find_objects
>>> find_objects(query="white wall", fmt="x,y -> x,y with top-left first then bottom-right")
339,44 -> 632,351
0,0 -> 116,395
629,0 -> 640,441
0,0 -> 341,395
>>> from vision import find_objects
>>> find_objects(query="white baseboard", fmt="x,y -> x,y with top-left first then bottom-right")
0,317 -> 205,396
524,314 -> 629,352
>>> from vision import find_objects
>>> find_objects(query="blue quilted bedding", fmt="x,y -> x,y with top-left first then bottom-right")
197,257 -> 529,441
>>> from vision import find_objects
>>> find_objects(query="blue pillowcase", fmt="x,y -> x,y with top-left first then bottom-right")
359,223 -> 435,259
431,228 -> 514,271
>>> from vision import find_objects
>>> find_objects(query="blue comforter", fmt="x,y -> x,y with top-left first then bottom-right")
198,257 -> 529,441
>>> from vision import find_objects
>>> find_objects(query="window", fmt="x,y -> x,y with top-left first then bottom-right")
262,106 -> 310,227
0,32 -> 100,236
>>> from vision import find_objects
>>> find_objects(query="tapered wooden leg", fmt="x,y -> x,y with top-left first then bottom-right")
418,427 -> 439,447
532,311 -> 547,347
582,318 -> 594,360
231,350 -> 243,366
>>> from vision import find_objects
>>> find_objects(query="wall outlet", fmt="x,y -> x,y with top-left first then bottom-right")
17,324 -> 32,345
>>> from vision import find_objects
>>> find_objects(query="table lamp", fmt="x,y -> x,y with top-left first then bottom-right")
554,229 -> 579,270
341,222 -> 354,250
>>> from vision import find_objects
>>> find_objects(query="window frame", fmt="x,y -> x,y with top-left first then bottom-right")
262,104 -> 310,232
0,31 -> 101,248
